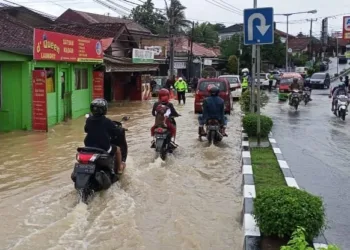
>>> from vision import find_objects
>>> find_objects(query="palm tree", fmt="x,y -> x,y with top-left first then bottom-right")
164,0 -> 191,34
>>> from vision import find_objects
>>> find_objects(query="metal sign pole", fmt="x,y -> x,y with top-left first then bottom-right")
250,0 -> 257,113
256,45 -> 261,145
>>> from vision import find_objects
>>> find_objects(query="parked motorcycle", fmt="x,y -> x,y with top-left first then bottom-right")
205,119 -> 223,145
303,87 -> 311,105
334,95 -> 348,121
71,115 -> 129,204
289,90 -> 301,110
153,116 -> 178,160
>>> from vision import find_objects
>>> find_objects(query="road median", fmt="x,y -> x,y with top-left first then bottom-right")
241,113 -> 335,250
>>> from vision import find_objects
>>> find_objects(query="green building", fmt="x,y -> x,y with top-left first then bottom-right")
0,14 -> 98,132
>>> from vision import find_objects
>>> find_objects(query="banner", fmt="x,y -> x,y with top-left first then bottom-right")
32,70 -> 48,132
33,29 -> 103,63
92,71 -> 104,99
343,16 -> 350,39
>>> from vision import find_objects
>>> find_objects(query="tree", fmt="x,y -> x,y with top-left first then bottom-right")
212,23 -> 225,32
129,0 -> 166,34
164,0 -> 191,34
192,22 -> 219,47
227,55 -> 238,74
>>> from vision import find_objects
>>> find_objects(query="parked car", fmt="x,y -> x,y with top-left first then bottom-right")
310,72 -> 330,89
320,62 -> 329,72
194,78 -> 231,115
339,55 -> 347,64
218,75 -> 241,100
295,67 -> 309,78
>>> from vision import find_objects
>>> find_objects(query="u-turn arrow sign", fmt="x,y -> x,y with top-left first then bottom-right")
244,7 -> 274,45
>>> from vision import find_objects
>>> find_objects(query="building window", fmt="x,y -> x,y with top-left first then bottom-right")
34,67 -> 55,93
75,68 -> 88,90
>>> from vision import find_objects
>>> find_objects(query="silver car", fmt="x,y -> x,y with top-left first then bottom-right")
310,73 -> 330,89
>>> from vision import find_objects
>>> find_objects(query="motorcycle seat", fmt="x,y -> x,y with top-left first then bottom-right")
77,147 -> 108,154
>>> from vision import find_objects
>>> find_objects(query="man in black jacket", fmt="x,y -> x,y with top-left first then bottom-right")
84,99 -> 127,174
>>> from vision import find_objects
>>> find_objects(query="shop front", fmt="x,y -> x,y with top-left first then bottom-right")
32,29 -> 103,131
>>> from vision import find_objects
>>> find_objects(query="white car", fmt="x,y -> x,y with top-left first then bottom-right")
218,75 -> 242,99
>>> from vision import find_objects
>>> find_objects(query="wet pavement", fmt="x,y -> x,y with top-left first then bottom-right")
263,80 -> 350,248
0,96 -> 243,250
326,57 -> 348,76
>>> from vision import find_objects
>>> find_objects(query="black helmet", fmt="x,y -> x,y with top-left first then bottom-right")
208,85 -> 220,96
90,98 -> 108,116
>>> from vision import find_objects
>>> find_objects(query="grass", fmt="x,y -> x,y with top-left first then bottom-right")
250,146 -> 286,195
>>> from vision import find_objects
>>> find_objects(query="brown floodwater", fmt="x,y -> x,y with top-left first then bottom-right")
0,96 -> 243,250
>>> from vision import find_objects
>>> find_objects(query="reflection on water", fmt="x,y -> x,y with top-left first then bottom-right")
0,97 -> 243,250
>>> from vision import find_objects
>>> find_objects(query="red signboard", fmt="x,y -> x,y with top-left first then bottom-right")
32,70 -> 48,132
92,71 -> 104,99
343,16 -> 350,39
33,29 -> 103,63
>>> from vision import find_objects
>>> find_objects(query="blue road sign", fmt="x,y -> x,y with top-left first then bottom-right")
244,7 -> 274,45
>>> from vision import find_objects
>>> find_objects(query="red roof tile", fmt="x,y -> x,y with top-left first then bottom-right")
174,37 -> 219,57
288,37 -> 311,51
56,9 -> 151,34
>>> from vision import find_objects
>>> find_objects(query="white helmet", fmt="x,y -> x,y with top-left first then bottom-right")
242,68 -> 249,73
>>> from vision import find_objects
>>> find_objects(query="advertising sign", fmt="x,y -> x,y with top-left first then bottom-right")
342,16 -> 350,39
132,48 -> 154,63
92,71 -> 104,99
32,70 -> 48,132
33,29 -> 103,63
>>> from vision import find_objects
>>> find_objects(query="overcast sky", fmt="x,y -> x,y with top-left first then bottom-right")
8,0 -> 349,36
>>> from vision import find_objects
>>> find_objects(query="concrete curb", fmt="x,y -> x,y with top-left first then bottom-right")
241,128 -> 261,250
268,132 -> 329,250
330,68 -> 350,82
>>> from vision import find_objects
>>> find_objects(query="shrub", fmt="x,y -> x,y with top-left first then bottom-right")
254,187 -> 325,239
242,113 -> 273,137
281,227 -> 340,250
239,89 -> 269,113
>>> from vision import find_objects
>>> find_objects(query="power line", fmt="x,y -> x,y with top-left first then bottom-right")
215,0 -> 242,13
204,0 -> 242,16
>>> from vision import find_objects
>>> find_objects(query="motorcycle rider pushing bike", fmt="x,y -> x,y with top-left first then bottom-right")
151,88 -> 179,148
329,82 -> 348,112
84,98 -> 127,174
198,84 -> 228,137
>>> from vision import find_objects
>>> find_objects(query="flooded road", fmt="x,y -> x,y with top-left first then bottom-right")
0,96 -> 243,250
263,82 -> 350,248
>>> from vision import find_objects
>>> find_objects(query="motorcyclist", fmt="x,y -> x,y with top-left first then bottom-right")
303,77 -> 313,101
84,98 -> 126,174
288,77 -> 303,105
241,69 -> 249,92
198,84 -> 228,137
329,82 -> 348,112
151,88 -> 179,148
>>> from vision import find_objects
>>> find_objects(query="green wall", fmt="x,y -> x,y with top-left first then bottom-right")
0,51 -> 32,132
0,50 -> 94,132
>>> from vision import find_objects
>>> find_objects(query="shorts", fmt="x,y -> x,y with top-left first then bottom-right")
108,144 -> 117,156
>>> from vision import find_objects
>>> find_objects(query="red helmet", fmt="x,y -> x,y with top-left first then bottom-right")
158,88 -> 170,102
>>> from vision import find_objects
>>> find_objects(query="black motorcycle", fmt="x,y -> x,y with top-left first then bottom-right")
289,90 -> 301,110
153,116 -> 178,160
303,87 -> 311,105
71,116 -> 129,204
205,119 -> 223,145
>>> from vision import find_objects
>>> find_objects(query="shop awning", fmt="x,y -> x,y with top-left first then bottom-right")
104,55 -> 159,72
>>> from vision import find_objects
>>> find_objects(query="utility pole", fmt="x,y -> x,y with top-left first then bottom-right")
169,0 -> 175,78
188,21 -> 194,80
307,18 -> 317,61
256,45 -> 261,145
285,15 -> 289,72
237,33 -> 241,74
250,0 -> 257,113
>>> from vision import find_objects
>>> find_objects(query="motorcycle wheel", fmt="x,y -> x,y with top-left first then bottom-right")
160,147 -> 167,161
208,130 -> 216,145
79,188 -> 92,204
340,109 -> 346,121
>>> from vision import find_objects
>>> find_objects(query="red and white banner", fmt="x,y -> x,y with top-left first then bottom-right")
32,70 -> 48,132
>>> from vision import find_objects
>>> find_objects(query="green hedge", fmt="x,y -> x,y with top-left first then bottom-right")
239,89 -> 269,113
242,113 -> 273,137
254,186 -> 326,239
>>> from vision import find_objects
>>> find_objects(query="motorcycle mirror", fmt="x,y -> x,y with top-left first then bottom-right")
122,116 -> 130,121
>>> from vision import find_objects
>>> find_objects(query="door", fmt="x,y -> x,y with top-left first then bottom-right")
60,69 -> 72,121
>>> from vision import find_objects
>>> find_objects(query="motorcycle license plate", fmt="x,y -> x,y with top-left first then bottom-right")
207,125 -> 219,130
74,163 -> 95,174
155,133 -> 167,139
